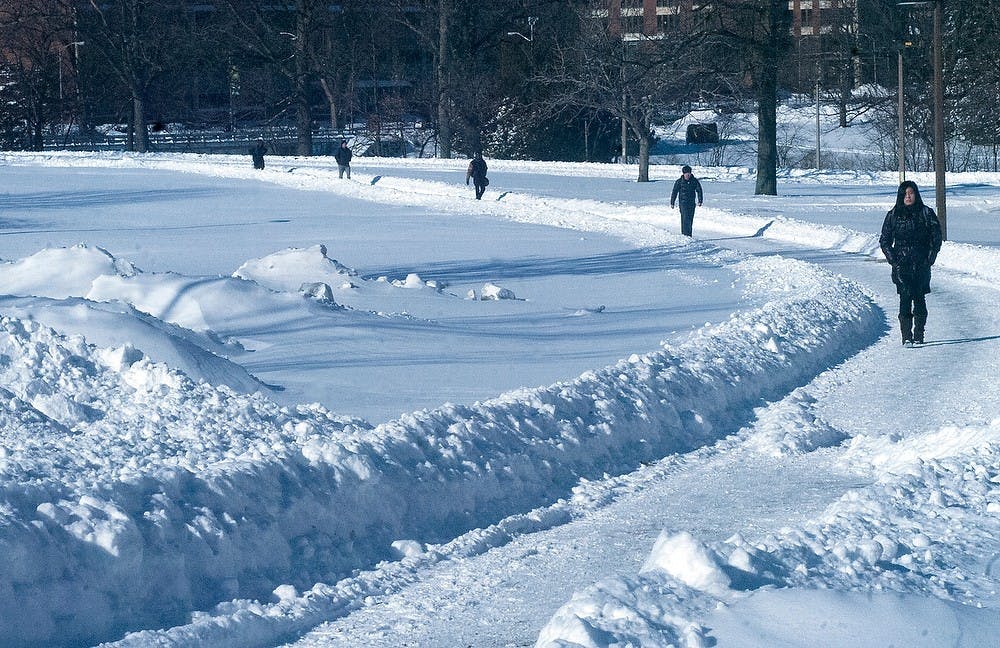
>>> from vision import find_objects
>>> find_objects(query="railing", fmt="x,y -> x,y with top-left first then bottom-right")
43,127 -> 355,156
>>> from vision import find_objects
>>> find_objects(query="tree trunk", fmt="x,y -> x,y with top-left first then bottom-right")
132,93 -> 148,153
319,77 -> 339,131
436,0 -> 452,158
296,79 -> 313,155
840,55 -> 851,128
637,127 -> 651,182
755,72 -> 778,195
753,0 -> 786,195
295,1 -> 312,156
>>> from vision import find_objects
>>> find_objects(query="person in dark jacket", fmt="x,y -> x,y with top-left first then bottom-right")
879,180 -> 943,345
335,140 -> 353,179
249,139 -> 267,170
466,151 -> 489,200
670,165 -> 703,236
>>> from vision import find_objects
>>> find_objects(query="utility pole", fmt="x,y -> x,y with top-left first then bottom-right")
815,79 -> 821,169
932,0 -> 946,239
897,46 -> 905,182
898,1 -> 947,239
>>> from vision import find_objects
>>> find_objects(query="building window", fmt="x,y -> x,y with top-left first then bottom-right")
657,12 -> 680,33
622,15 -> 644,35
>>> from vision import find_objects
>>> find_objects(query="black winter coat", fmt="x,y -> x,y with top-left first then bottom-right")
466,157 -> 488,183
670,176 -> 703,207
335,145 -> 353,166
879,204 -> 942,296
250,142 -> 267,169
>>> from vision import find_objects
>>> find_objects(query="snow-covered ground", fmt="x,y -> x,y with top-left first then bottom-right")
2,143 -> 1000,648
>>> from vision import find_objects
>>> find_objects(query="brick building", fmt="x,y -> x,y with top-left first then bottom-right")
599,0 -> 861,90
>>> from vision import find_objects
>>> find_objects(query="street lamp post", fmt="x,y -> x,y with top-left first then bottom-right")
57,41 -> 85,101
898,0 -> 947,240
815,78 -> 821,169
932,0 -> 946,240
898,43 -> 907,182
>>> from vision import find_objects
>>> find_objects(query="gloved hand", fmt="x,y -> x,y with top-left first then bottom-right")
466,179 -> 470,186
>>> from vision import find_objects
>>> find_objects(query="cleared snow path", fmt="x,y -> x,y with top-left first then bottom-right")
281,211 -> 1000,646
285,448 -> 863,647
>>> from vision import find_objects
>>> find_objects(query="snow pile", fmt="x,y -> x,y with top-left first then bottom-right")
0,246 -> 270,393
235,245 -> 463,315
0,254 -> 876,646
640,531 -> 731,596
743,388 -> 848,457
233,244 -> 357,294
0,244 -> 137,298
535,419 -> 1000,647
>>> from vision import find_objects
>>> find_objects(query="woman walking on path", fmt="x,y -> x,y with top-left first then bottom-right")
879,180 -> 943,345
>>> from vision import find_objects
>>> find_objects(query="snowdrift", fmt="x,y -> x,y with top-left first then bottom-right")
536,419 -> 1000,647
0,254 -> 878,646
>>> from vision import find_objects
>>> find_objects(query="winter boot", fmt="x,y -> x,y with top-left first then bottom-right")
899,315 -> 913,345
913,314 -> 926,344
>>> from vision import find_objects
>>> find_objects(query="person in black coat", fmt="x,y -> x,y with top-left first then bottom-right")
335,140 -> 353,179
466,151 -> 489,200
879,180 -> 943,344
670,165 -> 703,236
249,139 -> 267,170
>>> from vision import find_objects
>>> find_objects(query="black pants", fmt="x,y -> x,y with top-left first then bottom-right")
898,291 -> 927,320
679,204 -> 696,236
474,181 -> 486,200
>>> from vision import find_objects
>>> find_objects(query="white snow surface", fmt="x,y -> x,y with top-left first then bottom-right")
1,143 -> 1000,648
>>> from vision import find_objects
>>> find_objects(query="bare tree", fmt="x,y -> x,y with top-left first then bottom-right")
221,0 -> 336,155
711,0 -> 792,194
75,1 -> 197,152
0,0 -> 77,149
537,1 -> 709,181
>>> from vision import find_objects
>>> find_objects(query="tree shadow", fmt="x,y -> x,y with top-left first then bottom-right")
363,243 -> 729,284
0,188 -> 222,211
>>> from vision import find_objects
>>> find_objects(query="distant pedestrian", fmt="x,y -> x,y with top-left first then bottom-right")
249,139 -> 267,170
335,140 -> 353,179
466,151 -> 489,200
670,165 -> 703,237
879,180 -> 943,345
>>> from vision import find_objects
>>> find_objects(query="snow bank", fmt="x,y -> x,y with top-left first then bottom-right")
698,206 -> 1000,288
535,419 -> 1000,647
0,254 -> 877,646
